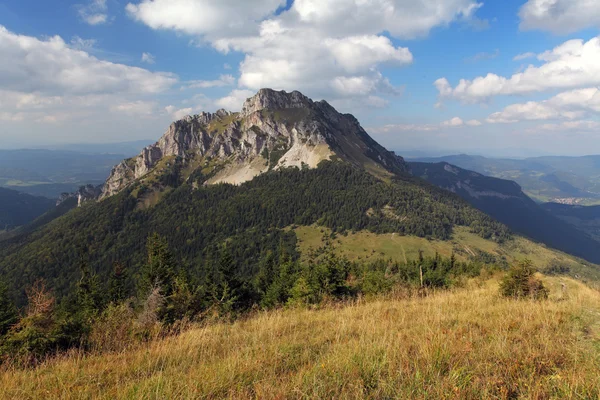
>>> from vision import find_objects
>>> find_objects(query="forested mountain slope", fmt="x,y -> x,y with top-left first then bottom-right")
410,162 -> 600,264
0,187 -> 54,230
0,162 -> 509,304
0,89 -> 512,304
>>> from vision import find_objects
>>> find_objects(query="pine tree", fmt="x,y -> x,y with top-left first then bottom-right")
76,256 -> 104,318
0,279 -> 18,336
108,262 -> 129,304
141,233 -> 176,296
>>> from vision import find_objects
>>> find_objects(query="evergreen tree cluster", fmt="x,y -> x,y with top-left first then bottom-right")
0,162 -> 510,305
0,232 -> 488,364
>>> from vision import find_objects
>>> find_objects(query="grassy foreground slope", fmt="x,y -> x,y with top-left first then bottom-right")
295,225 -> 600,282
2,276 -> 600,399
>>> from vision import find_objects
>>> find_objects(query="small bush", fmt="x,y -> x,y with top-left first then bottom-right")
500,260 -> 549,300
89,303 -> 136,353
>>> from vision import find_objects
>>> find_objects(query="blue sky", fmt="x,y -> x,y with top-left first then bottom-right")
1,0 -> 600,156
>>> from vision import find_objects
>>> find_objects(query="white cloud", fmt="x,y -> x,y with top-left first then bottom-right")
289,0 -> 483,40
486,87 -> 600,124
111,101 -> 157,116
519,0 -> 600,34
224,63 -> 232,70
215,89 -> 255,111
370,123 -> 440,134
436,36 -> 600,103
183,74 -> 236,89
165,105 -> 194,120
371,116 -> 481,134
141,52 -> 155,64
531,120 -> 600,132
126,0 -> 483,108
0,26 -> 177,96
126,0 -> 285,38
0,25 -> 181,140
76,0 -> 109,25
513,52 -> 536,61
70,36 -> 97,50
441,117 -> 464,127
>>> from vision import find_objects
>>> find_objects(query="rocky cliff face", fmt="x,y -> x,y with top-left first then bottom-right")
101,89 -> 408,199
57,184 -> 103,207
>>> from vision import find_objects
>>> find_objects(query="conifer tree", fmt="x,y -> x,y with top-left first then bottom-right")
0,279 -> 18,336
108,261 -> 129,304
141,233 -> 176,296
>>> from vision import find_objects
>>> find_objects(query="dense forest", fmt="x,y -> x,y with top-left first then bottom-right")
0,161 -> 510,305
0,229 -> 489,363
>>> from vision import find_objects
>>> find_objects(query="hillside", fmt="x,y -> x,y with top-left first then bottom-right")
2,275 -> 599,399
542,203 -> 600,241
409,161 -> 600,264
0,162 -> 509,304
0,89 -> 515,304
0,187 -> 55,230
410,154 -> 600,204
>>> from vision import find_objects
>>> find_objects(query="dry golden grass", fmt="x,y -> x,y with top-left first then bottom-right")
2,275 -> 600,399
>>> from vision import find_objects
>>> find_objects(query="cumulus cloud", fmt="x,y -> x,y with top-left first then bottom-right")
519,0 -> 600,34
165,105 -> 193,120
466,119 -> 482,126
0,25 -> 178,132
183,74 -> 236,90
141,52 -> 155,64
76,0 -> 109,25
486,87 -> 600,123
0,26 -> 176,96
126,0 -> 284,38
215,89 -> 255,111
126,0 -> 483,108
441,117 -> 464,127
436,36 -> 600,103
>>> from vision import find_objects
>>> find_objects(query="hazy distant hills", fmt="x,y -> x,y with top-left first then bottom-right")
0,147 -> 145,199
410,154 -> 600,205
410,161 -> 600,264
0,187 -> 55,230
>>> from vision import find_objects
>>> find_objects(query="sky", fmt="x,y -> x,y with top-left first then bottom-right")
1,0 -> 600,156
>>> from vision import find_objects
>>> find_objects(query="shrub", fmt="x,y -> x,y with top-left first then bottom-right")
500,260 -> 549,300
89,303 -> 136,353
1,281 -> 58,363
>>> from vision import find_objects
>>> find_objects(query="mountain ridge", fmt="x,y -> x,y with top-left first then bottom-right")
102,89 -> 408,199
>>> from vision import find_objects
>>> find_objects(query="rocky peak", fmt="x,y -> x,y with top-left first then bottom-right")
241,89 -> 313,117
57,184 -> 102,207
100,88 -> 409,199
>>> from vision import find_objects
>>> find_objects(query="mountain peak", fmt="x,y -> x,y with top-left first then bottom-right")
100,89 -> 408,199
241,89 -> 313,117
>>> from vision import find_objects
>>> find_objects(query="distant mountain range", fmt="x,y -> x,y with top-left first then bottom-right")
0,149 -> 136,198
1,89 -> 599,304
410,154 -> 600,205
410,161 -> 600,264
0,187 -> 55,231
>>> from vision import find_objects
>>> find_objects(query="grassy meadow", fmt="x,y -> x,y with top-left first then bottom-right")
1,275 -> 599,399
295,225 -> 600,282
